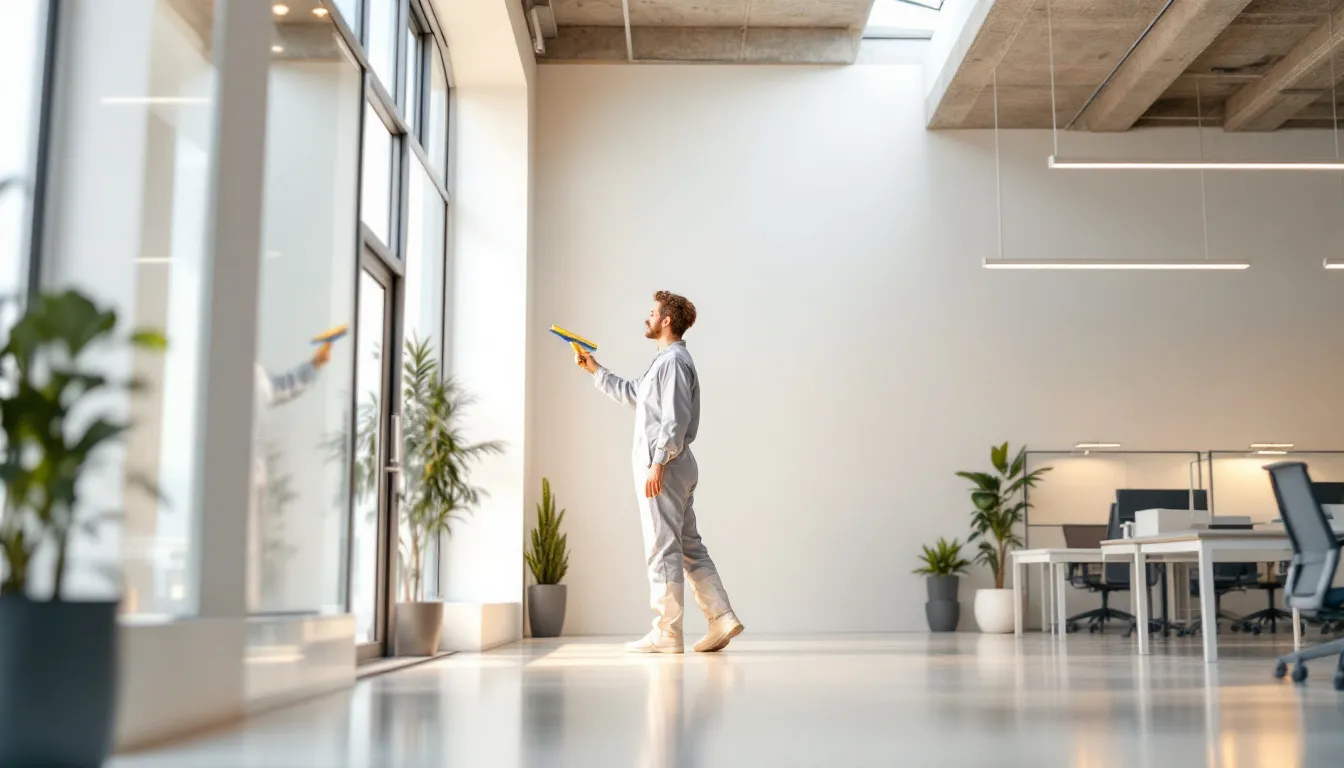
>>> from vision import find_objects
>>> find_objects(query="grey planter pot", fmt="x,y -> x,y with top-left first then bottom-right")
926,575 -> 960,602
926,600 -> 960,632
394,601 -> 445,657
0,596 -> 118,766
528,584 -> 567,638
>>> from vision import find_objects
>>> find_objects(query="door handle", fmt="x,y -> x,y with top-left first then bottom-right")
385,414 -> 402,474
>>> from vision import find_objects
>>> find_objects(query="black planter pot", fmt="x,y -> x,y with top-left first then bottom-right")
528,584 -> 567,638
926,575 -> 960,602
925,576 -> 961,632
0,596 -> 118,767
925,600 -> 960,632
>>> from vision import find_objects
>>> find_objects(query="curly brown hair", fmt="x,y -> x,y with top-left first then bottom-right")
654,291 -> 697,337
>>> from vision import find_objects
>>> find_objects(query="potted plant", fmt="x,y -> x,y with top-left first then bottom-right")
393,337 -> 502,656
957,442 -> 1049,634
913,538 -> 970,632
0,290 -> 165,765
525,477 -> 570,638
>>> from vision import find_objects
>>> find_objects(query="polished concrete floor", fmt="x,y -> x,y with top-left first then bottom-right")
113,632 -> 1344,767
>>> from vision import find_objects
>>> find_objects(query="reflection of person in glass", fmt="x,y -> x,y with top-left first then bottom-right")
247,342 -> 333,610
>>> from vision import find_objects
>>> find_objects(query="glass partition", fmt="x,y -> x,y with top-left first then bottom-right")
1023,451 -> 1205,548
1208,451 -> 1344,522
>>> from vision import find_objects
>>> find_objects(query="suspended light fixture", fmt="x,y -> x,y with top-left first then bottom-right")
981,9 -> 1251,272
985,259 -> 1248,270
1050,157 -> 1344,171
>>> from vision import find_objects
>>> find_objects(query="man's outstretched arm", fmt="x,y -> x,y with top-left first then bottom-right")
266,343 -> 331,407
576,349 -> 639,409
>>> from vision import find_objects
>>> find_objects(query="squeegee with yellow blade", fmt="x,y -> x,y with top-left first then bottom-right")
549,325 -> 598,353
312,324 -> 349,345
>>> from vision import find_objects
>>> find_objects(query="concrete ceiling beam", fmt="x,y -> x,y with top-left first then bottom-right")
1224,5 -> 1344,131
1075,0 -> 1253,132
538,25 -> 861,64
926,0 -> 1037,130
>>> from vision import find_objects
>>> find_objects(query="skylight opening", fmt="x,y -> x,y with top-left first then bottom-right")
863,0 -> 941,40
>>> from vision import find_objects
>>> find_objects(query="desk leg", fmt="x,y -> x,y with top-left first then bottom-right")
1056,563 -> 1069,639
1293,607 -> 1302,651
1134,551 -> 1150,655
1013,559 -> 1023,636
1040,563 -> 1052,635
1197,544 -> 1218,663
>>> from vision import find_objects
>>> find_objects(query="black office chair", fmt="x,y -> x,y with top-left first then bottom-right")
1238,562 -> 1293,635
1063,508 -> 1156,634
1264,462 -> 1344,689
1177,562 -> 1260,637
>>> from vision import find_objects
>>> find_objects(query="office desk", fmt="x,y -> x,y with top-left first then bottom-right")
1011,549 -> 1107,637
1100,530 -> 1301,663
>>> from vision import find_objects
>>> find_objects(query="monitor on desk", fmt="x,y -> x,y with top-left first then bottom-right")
1310,482 -> 1344,505
1114,489 -> 1208,527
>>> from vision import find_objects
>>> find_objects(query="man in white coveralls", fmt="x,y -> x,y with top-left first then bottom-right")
574,291 -> 744,654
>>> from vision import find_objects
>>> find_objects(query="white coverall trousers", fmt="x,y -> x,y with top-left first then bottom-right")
632,448 -> 734,636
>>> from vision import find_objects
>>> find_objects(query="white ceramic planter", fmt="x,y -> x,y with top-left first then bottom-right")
974,588 -> 1015,634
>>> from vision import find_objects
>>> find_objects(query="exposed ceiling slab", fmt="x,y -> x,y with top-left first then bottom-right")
1074,0 -> 1255,131
528,0 -> 876,63
928,0 -> 1344,132
1223,4 -> 1344,130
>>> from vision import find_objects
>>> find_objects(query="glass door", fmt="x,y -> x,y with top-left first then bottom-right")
351,253 -> 401,662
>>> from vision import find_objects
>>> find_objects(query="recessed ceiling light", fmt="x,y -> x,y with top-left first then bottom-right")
271,45 -> 284,54
272,3 -> 290,15
312,6 -> 329,17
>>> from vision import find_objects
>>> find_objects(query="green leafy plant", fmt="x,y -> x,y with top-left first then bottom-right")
956,443 -> 1050,590
525,477 -> 569,586
398,336 -> 503,602
912,537 -> 970,577
0,290 -> 166,598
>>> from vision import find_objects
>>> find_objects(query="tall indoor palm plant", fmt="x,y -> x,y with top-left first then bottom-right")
956,443 -> 1049,633
393,337 -> 503,655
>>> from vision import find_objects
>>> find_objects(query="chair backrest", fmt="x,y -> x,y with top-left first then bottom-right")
1061,524 -> 1107,549
1265,462 -> 1341,611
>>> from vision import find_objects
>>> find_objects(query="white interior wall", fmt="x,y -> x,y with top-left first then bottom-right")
434,0 -> 534,634
531,62 -> 1344,635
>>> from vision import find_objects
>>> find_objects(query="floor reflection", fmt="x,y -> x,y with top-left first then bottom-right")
111,635 -> 1344,768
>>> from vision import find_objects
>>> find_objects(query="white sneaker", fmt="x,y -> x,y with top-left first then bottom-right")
624,630 -> 684,654
694,612 -> 744,653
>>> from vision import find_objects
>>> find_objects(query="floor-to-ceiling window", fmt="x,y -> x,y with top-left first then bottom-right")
250,5 -> 363,617
0,0 -> 53,323
40,0 -> 222,615
279,0 -> 453,660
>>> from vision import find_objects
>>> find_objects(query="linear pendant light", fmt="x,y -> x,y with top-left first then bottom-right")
1049,156 -> 1344,171
979,0 -> 1250,272
983,259 -> 1249,271
1324,259 -> 1344,269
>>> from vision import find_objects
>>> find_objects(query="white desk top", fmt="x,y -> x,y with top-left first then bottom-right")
1011,548 -> 1106,564
1101,529 -> 1288,547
